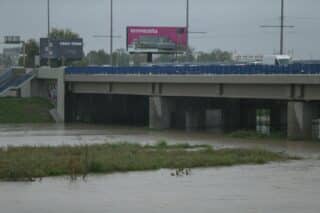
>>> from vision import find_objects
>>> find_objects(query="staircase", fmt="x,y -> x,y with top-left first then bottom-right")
0,68 -> 35,96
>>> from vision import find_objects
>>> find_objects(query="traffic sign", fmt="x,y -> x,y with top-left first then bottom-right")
4,36 -> 21,44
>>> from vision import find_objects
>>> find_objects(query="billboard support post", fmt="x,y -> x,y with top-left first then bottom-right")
23,41 -> 26,68
147,53 -> 153,63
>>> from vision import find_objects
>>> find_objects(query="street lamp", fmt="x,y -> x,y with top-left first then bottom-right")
186,0 -> 189,47
47,0 -> 51,67
110,0 -> 113,66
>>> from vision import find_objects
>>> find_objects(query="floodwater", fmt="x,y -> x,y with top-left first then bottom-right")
0,124 -> 320,213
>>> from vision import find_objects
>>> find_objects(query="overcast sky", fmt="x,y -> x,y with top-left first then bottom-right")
1,0 -> 320,59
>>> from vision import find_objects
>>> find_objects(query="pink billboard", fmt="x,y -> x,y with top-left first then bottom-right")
127,26 -> 187,53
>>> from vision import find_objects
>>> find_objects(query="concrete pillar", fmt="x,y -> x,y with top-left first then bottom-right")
205,109 -> 223,133
223,100 -> 241,132
185,110 -> 204,131
287,102 -> 317,140
149,97 -> 174,129
30,68 -> 65,122
56,71 -> 65,122
20,81 -> 31,98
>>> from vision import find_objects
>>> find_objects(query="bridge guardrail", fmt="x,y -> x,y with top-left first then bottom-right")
65,64 -> 320,75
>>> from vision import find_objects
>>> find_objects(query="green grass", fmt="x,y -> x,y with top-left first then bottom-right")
0,142 -> 296,181
0,97 -> 54,123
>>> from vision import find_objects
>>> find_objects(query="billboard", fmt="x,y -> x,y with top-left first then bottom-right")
40,38 -> 84,60
127,26 -> 187,53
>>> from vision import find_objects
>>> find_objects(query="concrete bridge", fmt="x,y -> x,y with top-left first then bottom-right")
24,65 -> 320,140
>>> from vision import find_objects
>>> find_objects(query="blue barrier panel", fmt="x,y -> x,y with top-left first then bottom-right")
65,64 -> 320,75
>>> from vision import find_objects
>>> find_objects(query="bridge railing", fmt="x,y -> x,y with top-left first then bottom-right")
65,64 -> 320,75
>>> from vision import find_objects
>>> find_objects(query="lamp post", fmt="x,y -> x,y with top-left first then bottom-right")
186,0 -> 189,48
47,0 -> 51,67
110,0 -> 113,66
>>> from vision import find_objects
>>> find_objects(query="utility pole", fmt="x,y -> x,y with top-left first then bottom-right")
260,0 -> 294,55
47,0 -> 51,67
186,0 -> 189,48
280,0 -> 284,54
110,0 -> 113,66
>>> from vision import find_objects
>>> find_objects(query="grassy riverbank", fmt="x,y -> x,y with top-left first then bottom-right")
0,97 -> 54,123
0,142 -> 296,181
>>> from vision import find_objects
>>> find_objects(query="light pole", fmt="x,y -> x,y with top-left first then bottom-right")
110,0 -> 113,66
186,0 -> 189,48
47,0 -> 51,67
280,0 -> 284,55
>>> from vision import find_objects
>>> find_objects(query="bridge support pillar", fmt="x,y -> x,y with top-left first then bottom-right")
223,100 -> 241,132
56,71 -> 65,122
287,102 -> 317,140
185,110 -> 205,131
149,97 -> 174,130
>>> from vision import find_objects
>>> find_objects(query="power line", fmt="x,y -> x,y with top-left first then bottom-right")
260,0 -> 294,55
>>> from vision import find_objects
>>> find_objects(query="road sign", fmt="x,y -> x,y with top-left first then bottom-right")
4,36 -> 21,44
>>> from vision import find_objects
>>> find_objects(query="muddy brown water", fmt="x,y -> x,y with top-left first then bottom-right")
0,124 -> 320,213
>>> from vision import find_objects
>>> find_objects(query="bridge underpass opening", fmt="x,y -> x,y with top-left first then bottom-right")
149,96 -> 289,135
65,93 -> 149,126
65,90 -> 320,138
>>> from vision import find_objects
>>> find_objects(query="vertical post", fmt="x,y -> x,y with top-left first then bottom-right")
47,0 -> 51,67
23,41 -> 26,68
280,0 -> 284,55
110,0 -> 113,66
186,0 -> 189,48
147,53 -> 153,63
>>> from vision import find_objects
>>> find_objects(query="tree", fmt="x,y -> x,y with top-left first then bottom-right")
86,50 -> 110,65
83,49 -> 130,67
71,58 -> 89,67
113,49 -> 130,66
19,39 -> 39,68
50,28 -> 79,40
197,49 -> 232,63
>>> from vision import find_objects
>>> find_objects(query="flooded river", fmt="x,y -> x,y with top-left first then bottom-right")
0,124 -> 320,213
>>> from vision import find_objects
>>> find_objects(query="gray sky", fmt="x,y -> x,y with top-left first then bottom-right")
1,0 -> 320,59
